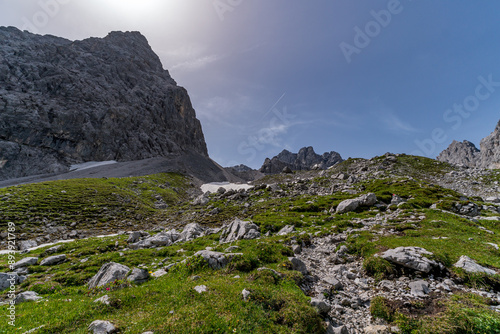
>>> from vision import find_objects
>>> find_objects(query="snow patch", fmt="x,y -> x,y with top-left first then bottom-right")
201,182 -> 252,194
70,160 -> 117,172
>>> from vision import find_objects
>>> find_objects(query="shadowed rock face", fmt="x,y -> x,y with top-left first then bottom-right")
0,27 -> 208,180
437,120 -> 500,169
260,146 -> 343,174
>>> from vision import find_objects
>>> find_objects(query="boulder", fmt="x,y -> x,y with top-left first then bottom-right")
151,269 -> 168,278
178,223 -> 205,242
242,288 -> 251,301
129,230 -> 179,249
454,255 -> 497,275
336,193 -> 377,214
288,257 -> 308,274
127,231 -> 150,244
310,298 -> 331,315
409,280 -> 430,297
326,323 -> 349,334
220,218 -> 260,243
276,225 -> 294,236
363,325 -> 391,334
379,247 -> 442,273
42,245 -> 62,255
192,195 -> 209,206
11,257 -> 38,269
194,250 -> 241,269
127,268 -> 150,284
14,291 -> 42,304
194,285 -> 207,293
40,254 -> 67,266
88,262 -> 131,289
88,320 -> 118,334
0,272 -> 26,291
18,239 -> 37,251
93,295 -> 110,305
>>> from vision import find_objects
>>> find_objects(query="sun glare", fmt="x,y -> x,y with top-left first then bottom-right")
101,0 -> 169,19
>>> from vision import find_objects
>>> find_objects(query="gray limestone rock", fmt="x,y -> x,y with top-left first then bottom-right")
454,255 -> 497,275
336,193 -> 377,214
18,239 -> 37,251
127,231 -> 150,244
310,298 -> 331,315
11,257 -> 38,269
288,257 -> 308,274
127,268 -> 150,284
88,262 -> 131,289
219,218 -> 260,243
14,291 -> 42,304
178,223 -> 205,242
437,140 -> 480,168
380,247 -> 441,273
0,272 -> 26,291
194,250 -> 241,270
40,254 -> 67,266
409,280 -> 430,297
93,295 -> 111,305
276,225 -> 294,236
480,120 -> 500,169
88,320 -> 118,334
260,147 -> 343,174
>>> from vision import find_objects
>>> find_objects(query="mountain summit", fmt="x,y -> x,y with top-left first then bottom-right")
437,120 -> 500,169
260,146 -> 343,173
0,27 -> 214,181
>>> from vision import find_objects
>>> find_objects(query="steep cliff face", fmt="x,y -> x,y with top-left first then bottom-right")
260,146 -> 343,174
436,140 -> 480,168
437,120 -> 500,169
480,120 -> 500,169
0,27 -> 208,180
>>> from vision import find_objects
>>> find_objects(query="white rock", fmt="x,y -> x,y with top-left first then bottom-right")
454,255 -> 497,275
194,285 -> 207,293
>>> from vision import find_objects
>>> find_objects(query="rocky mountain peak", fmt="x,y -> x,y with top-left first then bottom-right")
436,140 -> 480,168
480,120 -> 500,169
0,27 -> 209,180
260,146 -> 343,174
437,119 -> 500,169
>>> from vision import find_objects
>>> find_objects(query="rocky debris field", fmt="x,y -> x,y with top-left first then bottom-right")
0,154 -> 499,333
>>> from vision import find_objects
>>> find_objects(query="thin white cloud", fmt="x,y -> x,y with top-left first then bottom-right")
171,54 -> 221,71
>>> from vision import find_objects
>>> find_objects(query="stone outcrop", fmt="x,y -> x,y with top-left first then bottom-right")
379,247 -> 443,274
87,262 -> 131,289
260,146 -> 343,174
436,140 -> 480,168
480,120 -> 500,169
219,218 -> 261,243
437,120 -> 500,169
0,27 -> 214,181
335,193 -> 377,214
454,255 -> 497,275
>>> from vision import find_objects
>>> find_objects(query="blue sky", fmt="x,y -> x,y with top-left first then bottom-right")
1,0 -> 499,168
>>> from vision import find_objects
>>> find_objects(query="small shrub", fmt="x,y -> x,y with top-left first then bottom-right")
31,281 -> 63,295
169,255 -> 208,276
370,296 -> 394,322
363,256 -> 394,280
229,254 -> 259,272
